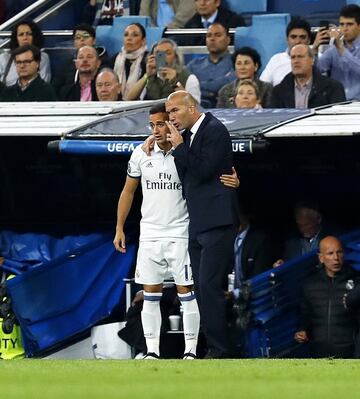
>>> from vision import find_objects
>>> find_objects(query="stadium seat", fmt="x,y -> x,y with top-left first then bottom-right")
95,25 -> 112,49
113,15 -> 151,29
106,16 -> 152,56
106,24 -> 129,56
268,0 -> 342,14
224,0 -> 267,13
234,13 -> 291,74
146,27 -> 165,51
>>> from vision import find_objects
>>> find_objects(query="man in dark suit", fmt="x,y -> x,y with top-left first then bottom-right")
273,201 -> 328,267
271,44 -> 345,108
165,90 -> 239,358
182,0 -> 245,45
235,213 -> 276,283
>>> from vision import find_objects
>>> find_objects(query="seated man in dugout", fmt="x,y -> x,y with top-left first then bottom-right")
273,201 -> 329,267
295,236 -> 359,358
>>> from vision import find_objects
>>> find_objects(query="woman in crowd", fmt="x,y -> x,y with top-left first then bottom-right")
234,79 -> 262,109
113,23 -> 147,100
217,46 -> 272,108
125,38 -> 200,103
0,20 -> 51,86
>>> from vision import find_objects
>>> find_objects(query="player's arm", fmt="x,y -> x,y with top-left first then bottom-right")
113,176 -> 140,253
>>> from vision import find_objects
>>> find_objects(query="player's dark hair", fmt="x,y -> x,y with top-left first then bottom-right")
149,103 -> 167,115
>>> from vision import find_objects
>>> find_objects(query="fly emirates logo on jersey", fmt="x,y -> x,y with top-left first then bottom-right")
145,172 -> 182,190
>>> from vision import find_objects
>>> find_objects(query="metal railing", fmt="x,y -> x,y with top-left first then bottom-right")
0,0 -> 72,49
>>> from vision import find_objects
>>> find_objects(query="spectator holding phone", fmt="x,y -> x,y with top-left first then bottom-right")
312,4 -> 360,100
125,38 -> 200,102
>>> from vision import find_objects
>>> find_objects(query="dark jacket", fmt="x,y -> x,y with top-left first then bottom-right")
300,265 -> 358,358
0,76 -> 57,102
145,67 -> 191,100
283,229 -> 328,261
183,6 -> 245,45
59,76 -> 98,101
271,68 -> 346,109
172,112 -> 239,237
240,227 -> 276,280
345,283 -> 360,358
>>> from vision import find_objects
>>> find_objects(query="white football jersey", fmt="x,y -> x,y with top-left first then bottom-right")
127,142 -> 189,241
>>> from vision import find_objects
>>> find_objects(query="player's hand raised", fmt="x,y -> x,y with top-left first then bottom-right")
165,121 -> 183,148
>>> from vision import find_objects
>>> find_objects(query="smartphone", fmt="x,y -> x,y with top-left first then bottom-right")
319,20 -> 329,30
155,51 -> 167,70
319,20 -> 330,44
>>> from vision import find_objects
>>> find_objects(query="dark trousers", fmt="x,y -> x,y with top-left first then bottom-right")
189,225 -> 236,357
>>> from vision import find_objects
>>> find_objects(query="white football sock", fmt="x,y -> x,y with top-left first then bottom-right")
178,291 -> 200,355
141,292 -> 162,356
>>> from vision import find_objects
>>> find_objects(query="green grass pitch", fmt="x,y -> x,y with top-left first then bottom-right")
1,359 -> 360,399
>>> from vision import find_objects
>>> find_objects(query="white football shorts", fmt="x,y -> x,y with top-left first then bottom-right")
135,241 -> 193,286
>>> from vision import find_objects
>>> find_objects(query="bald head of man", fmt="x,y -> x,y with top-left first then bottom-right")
318,236 -> 344,277
96,68 -> 121,101
290,44 -> 314,81
165,91 -> 200,131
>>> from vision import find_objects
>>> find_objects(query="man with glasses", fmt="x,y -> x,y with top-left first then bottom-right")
0,44 -> 56,101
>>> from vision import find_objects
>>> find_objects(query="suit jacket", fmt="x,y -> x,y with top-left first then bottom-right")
183,6 -> 245,45
241,228 -> 275,280
59,77 -> 98,102
0,75 -> 57,102
345,283 -> 360,358
271,68 -> 346,108
283,229 -> 328,261
172,112 -> 239,237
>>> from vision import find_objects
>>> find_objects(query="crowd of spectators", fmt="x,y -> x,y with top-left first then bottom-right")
0,1 -> 358,106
